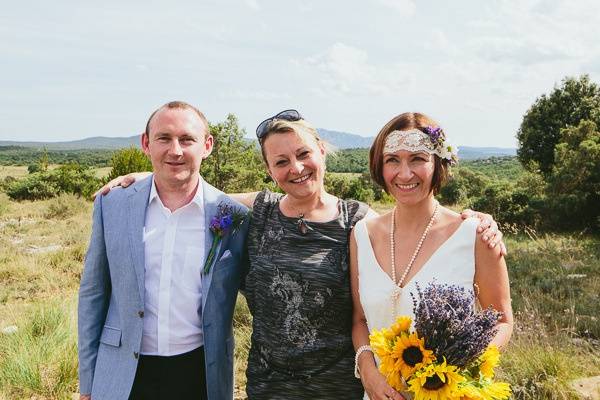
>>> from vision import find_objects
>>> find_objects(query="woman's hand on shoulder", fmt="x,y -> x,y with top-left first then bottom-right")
461,209 -> 506,256
362,368 -> 406,400
93,171 -> 152,198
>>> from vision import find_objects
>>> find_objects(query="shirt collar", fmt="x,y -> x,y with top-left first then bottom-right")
148,176 -> 204,209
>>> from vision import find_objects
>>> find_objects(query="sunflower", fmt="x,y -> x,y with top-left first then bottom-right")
408,360 -> 465,400
391,332 -> 435,378
390,316 -> 412,335
478,345 -> 500,379
370,328 -> 394,358
459,384 -> 485,400
479,381 -> 511,399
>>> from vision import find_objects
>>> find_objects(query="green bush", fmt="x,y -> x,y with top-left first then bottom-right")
324,172 -> 378,203
438,167 -> 490,205
6,173 -> 60,200
106,147 -> 153,182
545,120 -> 600,232
6,164 -> 101,201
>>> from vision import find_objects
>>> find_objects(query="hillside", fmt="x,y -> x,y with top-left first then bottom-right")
0,130 -> 516,159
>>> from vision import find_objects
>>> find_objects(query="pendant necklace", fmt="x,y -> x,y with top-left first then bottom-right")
389,200 -> 439,316
283,196 -> 311,235
297,213 -> 309,235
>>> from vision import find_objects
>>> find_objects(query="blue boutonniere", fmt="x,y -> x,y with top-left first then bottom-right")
203,203 -> 247,275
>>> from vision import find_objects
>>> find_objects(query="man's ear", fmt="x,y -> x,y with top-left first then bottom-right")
202,135 -> 214,159
141,132 -> 150,156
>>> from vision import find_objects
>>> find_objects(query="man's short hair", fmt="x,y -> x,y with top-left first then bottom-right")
144,101 -> 210,137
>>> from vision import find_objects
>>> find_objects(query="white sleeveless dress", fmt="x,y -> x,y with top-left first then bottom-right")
354,217 -> 479,399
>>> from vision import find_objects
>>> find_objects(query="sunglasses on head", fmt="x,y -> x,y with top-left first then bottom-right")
255,109 -> 303,140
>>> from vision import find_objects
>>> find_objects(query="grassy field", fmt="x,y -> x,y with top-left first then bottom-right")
0,166 -> 28,180
1,194 -> 599,399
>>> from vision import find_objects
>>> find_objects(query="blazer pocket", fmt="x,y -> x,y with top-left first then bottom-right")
218,250 -> 232,261
99,325 -> 122,347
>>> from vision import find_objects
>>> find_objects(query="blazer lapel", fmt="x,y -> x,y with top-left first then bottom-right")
127,177 -> 153,304
201,179 -> 223,310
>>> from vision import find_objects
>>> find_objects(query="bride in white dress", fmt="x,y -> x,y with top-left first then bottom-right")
349,113 -> 513,400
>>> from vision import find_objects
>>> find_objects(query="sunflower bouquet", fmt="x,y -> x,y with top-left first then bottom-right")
369,282 -> 511,400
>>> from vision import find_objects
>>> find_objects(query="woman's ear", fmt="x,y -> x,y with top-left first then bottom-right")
318,141 -> 326,156
266,164 -> 276,185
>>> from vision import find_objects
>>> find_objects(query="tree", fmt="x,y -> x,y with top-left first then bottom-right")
517,75 -> 600,175
546,120 -> 600,231
438,167 -> 489,206
200,114 -> 269,193
106,147 -> 153,181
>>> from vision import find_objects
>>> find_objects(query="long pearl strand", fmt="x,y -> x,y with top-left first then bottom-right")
390,200 -> 439,314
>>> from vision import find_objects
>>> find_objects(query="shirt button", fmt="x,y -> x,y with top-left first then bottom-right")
133,352 -> 139,359
138,311 -> 144,318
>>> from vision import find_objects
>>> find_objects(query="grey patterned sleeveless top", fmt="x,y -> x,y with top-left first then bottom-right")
243,190 -> 368,399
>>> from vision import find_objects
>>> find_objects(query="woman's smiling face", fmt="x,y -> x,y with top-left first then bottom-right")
382,150 -> 436,205
262,130 -> 326,199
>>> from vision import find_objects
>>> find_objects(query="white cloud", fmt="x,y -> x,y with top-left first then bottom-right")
244,0 -> 260,10
218,90 -> 291,101
298,42 -> 413,96
469,36 -> 572,65
376,0 -> 416,17
466,0 -> 599,67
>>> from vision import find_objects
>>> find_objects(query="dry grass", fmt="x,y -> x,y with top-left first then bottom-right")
0,166 -> 28,180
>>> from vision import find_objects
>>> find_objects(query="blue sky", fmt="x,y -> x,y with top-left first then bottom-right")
1,0 -> 599,147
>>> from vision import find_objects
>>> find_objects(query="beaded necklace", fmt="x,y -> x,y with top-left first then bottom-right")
389,200 -> 439,315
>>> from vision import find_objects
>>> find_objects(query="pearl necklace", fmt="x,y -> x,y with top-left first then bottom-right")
389,201 -> 439,313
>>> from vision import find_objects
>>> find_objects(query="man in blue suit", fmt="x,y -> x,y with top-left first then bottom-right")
78,101 -> 249,400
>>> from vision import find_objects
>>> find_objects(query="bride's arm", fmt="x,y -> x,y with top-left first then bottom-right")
474,233 -> 514,349
350,229 -> 404,400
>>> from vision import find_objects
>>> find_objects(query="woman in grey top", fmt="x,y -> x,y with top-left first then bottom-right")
239,112 -> 371,398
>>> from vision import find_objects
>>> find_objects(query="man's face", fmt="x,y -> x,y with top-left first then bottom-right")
141,107 -> 213,188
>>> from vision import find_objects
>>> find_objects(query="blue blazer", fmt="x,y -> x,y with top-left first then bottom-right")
78,176 -> 249,399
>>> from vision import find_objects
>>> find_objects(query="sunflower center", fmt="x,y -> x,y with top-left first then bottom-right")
423,374 -> 446,390
402,346 -> 424,366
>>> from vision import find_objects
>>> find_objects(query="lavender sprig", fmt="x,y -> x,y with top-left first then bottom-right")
203,203 -> 247,274
411,282 -> 501,368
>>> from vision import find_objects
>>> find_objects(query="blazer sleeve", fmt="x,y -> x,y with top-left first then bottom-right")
77,195 -> 111,395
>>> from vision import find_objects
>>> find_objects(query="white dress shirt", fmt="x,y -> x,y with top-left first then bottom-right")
141,178 -> 205,356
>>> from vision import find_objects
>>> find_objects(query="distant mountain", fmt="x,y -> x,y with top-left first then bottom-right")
455,146 -> 516,160
316,128 -> 374,149
0,131 -> 516,160
0,136 -> 140,150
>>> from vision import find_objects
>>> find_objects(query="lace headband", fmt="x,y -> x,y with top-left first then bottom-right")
383,127 -> 458,164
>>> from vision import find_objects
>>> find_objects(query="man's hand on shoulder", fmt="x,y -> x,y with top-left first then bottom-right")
80,395 -> 91,400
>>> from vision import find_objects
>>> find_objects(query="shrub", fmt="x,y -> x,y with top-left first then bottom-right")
438,167 -> 490,206
6,164 -> 101,201
106,147 -> 152,182
6,173 -> 60,200
44,194 -> 87,219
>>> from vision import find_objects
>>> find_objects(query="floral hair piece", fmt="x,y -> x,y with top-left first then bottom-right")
383,126 -> 458,165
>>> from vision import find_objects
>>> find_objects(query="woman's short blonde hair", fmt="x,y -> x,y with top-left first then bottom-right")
259,119 -> 335,164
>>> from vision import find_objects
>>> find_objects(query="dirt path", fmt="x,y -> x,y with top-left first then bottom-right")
571,376 -> 600,400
